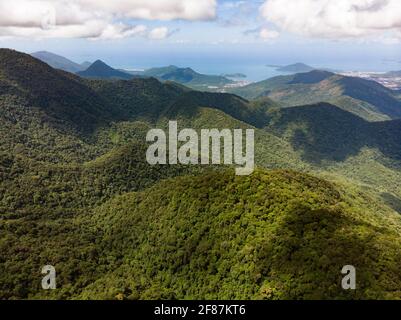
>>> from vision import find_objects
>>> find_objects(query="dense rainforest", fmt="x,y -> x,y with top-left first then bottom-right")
2,49 -> 401,299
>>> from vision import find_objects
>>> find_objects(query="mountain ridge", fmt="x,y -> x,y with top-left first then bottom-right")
31,51 -> 86,73
229,70 -> 401,121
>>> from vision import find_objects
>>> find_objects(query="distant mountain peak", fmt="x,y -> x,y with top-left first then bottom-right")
77,59 -> 134,80
277,63 -> 315,73
288,69 -> 334,84
291,62 -> 312,67
87,60 -> 111,69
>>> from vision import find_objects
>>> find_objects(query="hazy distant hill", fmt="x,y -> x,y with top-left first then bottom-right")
386,70 -> 401,77
140,65 -> 234,89
277,63 -> 315,73
31,51 -> 86,73
77,60 -> 135,80
230,70 -> 401,121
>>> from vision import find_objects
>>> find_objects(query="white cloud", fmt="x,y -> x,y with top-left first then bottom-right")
148,27 -> 170,40
220,1 -> 247,10
260,0 -> 401,40
79,0 -> 217,21
244,27 -> 280,41
93,24 -> 148,41
0,0 -> 217,39
259,28 -> 279,41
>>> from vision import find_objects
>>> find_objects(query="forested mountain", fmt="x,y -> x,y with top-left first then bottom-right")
67,170 -> 401,300
0,49 -> 115,159
2,49 -> 401,300
230,70 -> 401,121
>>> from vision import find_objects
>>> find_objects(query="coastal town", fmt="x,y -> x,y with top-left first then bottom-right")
341,71 -> 401,91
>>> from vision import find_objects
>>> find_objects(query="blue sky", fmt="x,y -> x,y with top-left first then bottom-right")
1,0 -> 401,76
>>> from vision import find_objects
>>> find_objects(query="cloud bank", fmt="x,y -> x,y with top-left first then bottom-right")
261,0 -> 401,40
0,0 -> 217,39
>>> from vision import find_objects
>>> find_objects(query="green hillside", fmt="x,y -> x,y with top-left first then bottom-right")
0,49 -> 120,162
260,102 -> 401,214
230,70 -> 401,122
80,170 -> 401,300
5,169 -> 400,300
266,102 -> 401,162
